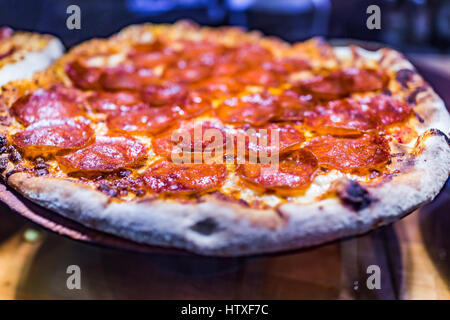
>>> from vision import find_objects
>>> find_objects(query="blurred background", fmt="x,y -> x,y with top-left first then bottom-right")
0,0 -> 448,53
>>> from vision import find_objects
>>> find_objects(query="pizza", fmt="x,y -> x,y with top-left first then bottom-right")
0,26 -> 64,86
0,21 -> 449,256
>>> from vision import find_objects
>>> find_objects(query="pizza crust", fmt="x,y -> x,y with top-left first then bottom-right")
0,37 -> 64,86
6,129 -> 449,256
1,24 -> 449,256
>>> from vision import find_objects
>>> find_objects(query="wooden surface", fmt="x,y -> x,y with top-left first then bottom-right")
0,184 -> 448,300
0,56 -> 448,300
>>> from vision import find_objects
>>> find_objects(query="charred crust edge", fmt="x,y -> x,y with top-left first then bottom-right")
395,69 -> 416,88
424,129 -> 450,146
407,86 -> 427,105
336,180 -> 374,211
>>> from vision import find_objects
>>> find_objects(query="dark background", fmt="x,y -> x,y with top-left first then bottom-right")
0,0 -> 449,52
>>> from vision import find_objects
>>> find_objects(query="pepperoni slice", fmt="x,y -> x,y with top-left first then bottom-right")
228,43 -> 273,66
305,134 -> 390,172
176,40 -> 224,66
143,161 -> 227,194
342,68 -> 386,92
140,83 -> 187,106
107,104 -> 177,135
300,73 -> 347,100
152,121 -> 226,161
237,149 -> 318,192
57,135 -> 147,172
366,94 -> 413,126
236,68 -> 281,87
130,50 -> 174,69
192,76 -> 241,98
12,85 -> 85,125
237,123 -> 305,158
87,91 -> 141,113
100,65 -> 157,91
212,60 -> 243,76
163,62 -> 211,84
178,93 -> 211,118
11,119 -> 94,156
300,68 -> 386,100
305,98 -> 381,135
275,90 -> 315,121
216,92 -> 278,126
210,44 -> 272,76
262,57 -> 310,74
128,41 -> 175,68
66,60 -> 102,90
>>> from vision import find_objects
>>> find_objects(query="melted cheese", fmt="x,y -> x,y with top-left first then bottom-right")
2,32 -> 422,209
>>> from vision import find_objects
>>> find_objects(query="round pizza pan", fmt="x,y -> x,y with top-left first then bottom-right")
0,181 -> 193,256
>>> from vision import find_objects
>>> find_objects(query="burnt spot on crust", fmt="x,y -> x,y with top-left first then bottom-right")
414,112 -> 425,123
390,129 -> 449,172
395,69 -> 415,88
8,147 -> 21,163
34,157 -> 49,174
71,170 -> 146,198
212,191 -> 251,207
97,183 -> 118,197
415,129 -> 450,149
31,159 -> 49,175
35,162 -> 49,170
190,218 -> 220,236
211,191 -> 232,202
0,136 -> 7,154
0,157 -> 8,173
403,158 -> 416,168
35,168 -> 49,176
135,189 -> 146,197
118,169 -> 131,178
391,152 -> 405,157
0,135 -> 7,147
407,86 -> 427,105
237,199 -> 250,207
336,180 -> 374,211
428,128 -> 449,138
427,129 -> 450,145
275,206 -> 290,221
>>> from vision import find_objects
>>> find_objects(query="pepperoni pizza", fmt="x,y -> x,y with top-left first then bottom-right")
0,21 -> 449,256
